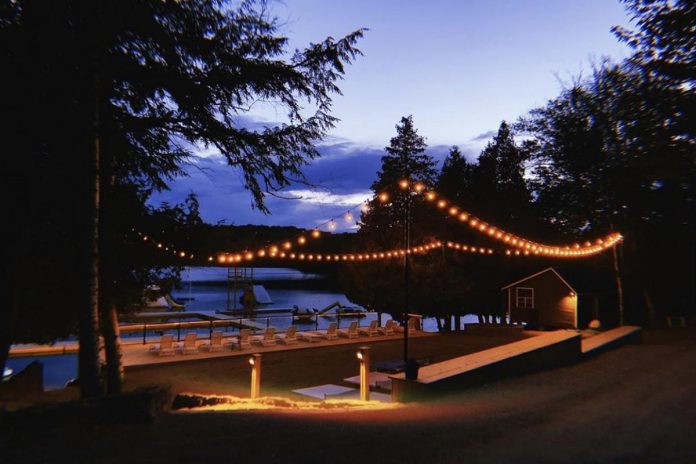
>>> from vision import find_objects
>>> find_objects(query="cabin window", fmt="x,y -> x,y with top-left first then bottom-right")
516,287 -> 534,309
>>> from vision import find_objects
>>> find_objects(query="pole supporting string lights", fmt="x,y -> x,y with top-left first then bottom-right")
392,179 -> 623,259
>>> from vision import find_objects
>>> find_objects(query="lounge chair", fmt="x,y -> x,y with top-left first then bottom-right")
176,332 -> 198,354
277,325 -> 298,345
322,322 -> 338,340
149,334 -> 175,356
228,329 -> 252,350
252,327 -> 276,347
297,331 -> 322,343
200,330 -> 224,352
378,319 -> 396,336
394,318 -> 417,334
358,320 -> 379,337
337,321 -> 358,338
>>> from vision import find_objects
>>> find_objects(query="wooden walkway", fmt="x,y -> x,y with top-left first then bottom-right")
392,330 -> 579,385
581,325 -> 642,355
391,330 -> 581,401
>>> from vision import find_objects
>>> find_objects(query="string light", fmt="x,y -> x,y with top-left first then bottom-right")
408,184 -> 623,258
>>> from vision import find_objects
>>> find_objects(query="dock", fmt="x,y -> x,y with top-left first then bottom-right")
391,326 -> 644,402
391,330 -> 581,402
581,325 -> 642,356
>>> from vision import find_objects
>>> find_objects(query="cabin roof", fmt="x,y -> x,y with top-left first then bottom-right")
501,267 -> 577,293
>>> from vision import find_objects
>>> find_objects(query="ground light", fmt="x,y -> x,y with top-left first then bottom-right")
357,346 -> 371,401
249,353 -> 262,399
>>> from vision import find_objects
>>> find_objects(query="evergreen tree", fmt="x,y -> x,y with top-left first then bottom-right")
438,146 -> 475,204
342,116 -> 439,321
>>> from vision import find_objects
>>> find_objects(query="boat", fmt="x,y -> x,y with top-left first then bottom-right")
291,305 -> 317,322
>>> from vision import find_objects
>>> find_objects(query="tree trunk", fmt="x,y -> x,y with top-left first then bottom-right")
612,243 -> 625,326
435,316 -> 443,332
455,314 -> 461,332
78,82 -> 104,399
477,313 -> 484,324
100,302 -> 123,394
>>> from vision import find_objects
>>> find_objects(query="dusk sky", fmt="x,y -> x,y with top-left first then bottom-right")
151,0 -> 632,231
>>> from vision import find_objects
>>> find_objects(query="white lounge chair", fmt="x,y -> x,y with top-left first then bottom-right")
149,334 -> 175,356
200,331 -> 224,352
359,320 -> 379,337
377,319 -> 396,336
252,327 -> 276,347
394,318 -> 417,334
229,329 -> 252,350
176,332 -> 198,354
338,321 -> 358,338
322,322 -> 338,340
277,325 -> 298,345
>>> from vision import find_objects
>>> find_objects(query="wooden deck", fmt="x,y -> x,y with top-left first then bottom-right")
581,325 -> 642,355
391,330 -> 581,401
124,329 -> 435,368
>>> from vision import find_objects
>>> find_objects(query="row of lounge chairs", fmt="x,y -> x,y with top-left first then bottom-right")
148,318 -> 417,356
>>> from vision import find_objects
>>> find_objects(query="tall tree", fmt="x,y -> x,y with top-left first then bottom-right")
343,116 -> 439,322
0,0 -> 364,396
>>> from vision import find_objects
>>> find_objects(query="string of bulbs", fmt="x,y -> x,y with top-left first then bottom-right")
134,180 -> 622,262
385,179 -> 623,259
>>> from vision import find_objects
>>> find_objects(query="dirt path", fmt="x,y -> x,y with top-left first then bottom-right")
2,329 -> 695,464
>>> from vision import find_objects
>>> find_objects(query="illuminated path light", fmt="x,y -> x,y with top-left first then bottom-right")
357,346 -> 371,401
249,353 -> 262,399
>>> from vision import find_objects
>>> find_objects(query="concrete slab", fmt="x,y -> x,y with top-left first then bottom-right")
292,384 -> 355,400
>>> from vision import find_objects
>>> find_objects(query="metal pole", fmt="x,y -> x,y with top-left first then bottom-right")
404,182 -> 411,368
142,323 -> 147,345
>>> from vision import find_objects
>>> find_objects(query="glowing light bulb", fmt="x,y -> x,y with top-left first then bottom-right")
426,192 -> 436,201
449,207 -> 458,216
298,236 -> 306,245
311,229 -> 321,238
459,213 -> 469,222
414,183 -> 425,192
328,221 -> 337,231
437,200 -> 447,208
399,179 -> 409,189
378,192 -> 389,203
345,212 -> 354,222
283,241 -> 292,250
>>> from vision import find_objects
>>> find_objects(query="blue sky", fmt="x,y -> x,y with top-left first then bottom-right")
151,0 -> 632,230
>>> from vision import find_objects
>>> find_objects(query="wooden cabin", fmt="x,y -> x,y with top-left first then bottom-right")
502,267 -> 578,329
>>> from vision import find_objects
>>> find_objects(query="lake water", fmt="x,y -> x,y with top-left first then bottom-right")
7,266 -> 477,389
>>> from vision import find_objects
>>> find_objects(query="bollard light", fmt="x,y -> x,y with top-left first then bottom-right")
249,353 -> 262,399
356,346 -> 370,401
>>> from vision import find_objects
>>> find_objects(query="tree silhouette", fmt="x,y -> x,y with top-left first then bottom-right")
0,0 -> 364,396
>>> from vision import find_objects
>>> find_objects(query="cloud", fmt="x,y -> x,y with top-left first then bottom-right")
149,135 -> 483,230
470,130 -> 497,142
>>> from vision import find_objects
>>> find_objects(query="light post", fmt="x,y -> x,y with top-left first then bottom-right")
356,346 -> 371,401
401,179 -> 411,371
249,353 -> 262,399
